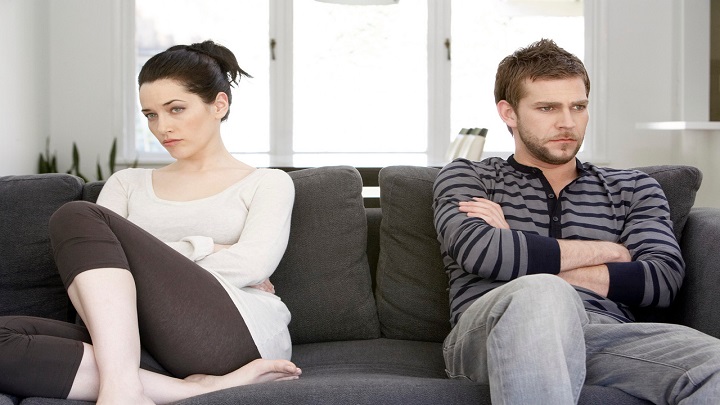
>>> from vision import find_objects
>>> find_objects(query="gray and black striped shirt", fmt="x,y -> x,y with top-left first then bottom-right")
433,156 -> 685,327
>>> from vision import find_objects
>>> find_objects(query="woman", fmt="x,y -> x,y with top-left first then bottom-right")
0,40 -> 301,404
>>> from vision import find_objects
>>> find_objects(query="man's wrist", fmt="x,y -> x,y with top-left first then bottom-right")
559,239 -> 631,272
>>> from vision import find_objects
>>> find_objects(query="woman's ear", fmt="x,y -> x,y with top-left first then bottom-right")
213,92 -> 230,118
496,100 -> 517,129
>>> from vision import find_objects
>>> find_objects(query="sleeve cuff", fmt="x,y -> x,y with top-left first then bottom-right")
606,262 -> 645,306
524,233 -> 561,275
179,236 -> 215,261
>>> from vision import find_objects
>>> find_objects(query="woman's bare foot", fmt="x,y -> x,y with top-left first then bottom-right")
185,359 -> 301,394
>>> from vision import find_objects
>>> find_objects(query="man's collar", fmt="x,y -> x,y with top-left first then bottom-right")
507,155 -> 588,176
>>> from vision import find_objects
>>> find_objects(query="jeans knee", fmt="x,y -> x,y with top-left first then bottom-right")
494,274 -> 585,324
511,274 -> 577,302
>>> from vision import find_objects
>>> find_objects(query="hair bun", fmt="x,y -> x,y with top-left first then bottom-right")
183,40 -> 251,85
185,44 -> 215,58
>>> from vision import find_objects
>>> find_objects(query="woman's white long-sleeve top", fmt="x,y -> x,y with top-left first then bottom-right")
96,168 -> 294,360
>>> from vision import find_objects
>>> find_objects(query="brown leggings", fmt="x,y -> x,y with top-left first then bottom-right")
0,201 -> 260,399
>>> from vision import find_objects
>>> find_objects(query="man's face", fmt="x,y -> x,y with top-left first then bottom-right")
510,77 -> 589,166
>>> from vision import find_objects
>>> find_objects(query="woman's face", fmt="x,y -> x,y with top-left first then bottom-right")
139,79 -> 228,160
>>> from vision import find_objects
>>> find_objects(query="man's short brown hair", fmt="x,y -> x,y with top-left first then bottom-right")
494,39 -> 590,110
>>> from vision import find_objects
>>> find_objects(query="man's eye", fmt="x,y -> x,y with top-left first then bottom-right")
539,106 -> 552,112
574,105 -> 587,111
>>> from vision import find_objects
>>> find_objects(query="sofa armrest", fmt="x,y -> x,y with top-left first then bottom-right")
676,207 -> 720,339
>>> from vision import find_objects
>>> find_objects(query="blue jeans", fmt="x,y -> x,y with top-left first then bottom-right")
443,274 -> 720,404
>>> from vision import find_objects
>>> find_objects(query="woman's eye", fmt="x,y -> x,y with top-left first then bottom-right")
145,113 -> 157,119
171,107 -> 184,113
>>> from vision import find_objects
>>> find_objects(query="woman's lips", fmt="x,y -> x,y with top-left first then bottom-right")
163,139 -> 181,147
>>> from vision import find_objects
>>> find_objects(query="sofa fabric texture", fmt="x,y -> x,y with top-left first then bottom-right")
376,166 -> 450,342
0,174 -> 83,323
272,166 -> 381,344
0,164 -> 716,405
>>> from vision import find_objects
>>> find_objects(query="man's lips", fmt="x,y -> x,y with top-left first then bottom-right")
549,136 -> 577,143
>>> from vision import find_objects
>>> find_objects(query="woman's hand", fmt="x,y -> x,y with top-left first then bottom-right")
212,244 -> 275,293
213,244 -> 231,253
458,198 -> 510,229
250,279 -> 275,294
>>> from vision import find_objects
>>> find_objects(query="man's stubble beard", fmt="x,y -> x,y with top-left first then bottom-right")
516,118 -> 583,165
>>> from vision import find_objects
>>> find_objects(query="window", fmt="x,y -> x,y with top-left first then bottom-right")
130,0 -> 585,167
293,0 -> 428,157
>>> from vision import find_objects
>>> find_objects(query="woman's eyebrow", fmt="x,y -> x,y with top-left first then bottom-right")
141,99 -> 186,113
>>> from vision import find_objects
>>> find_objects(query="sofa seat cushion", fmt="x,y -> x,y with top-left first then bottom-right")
165,374 -> 649,405
273,166 -> 380,344
174,374 -> 489,405
13,379 -> 650,405
292,338 -> 446,378
0,174 -> 84,322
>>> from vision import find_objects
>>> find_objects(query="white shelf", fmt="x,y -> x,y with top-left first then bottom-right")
636,121 -> 720,131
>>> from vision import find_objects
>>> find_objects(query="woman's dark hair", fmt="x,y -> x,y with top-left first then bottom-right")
138,40 -> 251,121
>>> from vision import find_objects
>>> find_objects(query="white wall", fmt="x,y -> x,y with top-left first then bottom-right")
0,0 -> 49,175
48,0 -> 123,180
598,0 -> 718,208
2,0 -> 718,207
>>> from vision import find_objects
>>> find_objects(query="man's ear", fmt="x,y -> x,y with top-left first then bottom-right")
497,100 -> 517,129
213,92 -> 230,118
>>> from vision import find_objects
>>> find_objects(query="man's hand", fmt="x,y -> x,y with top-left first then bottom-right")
458,198 -> 510,229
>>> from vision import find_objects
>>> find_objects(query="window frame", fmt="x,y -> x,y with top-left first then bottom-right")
120,0 -> 604,167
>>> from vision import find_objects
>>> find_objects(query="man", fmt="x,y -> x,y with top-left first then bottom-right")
433,39 -> 720,404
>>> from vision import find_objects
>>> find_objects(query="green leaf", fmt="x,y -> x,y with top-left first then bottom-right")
109,138 -> 117,174
38,154 -> 46,173
72,143 -> 80,170
96,158 -> 104,181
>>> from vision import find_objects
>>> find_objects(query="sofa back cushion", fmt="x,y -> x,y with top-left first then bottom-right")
273,166 -> 380,344
0,174 -> 84,322
376,166 -> 449,342
632,165 -> 702,243
375,164 -> 701,341
83,180 -> 106,203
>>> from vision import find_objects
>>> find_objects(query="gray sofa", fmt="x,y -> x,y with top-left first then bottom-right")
1,164 -> 718,405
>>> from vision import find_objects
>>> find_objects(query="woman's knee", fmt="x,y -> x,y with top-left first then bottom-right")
49,201 -> 98,237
